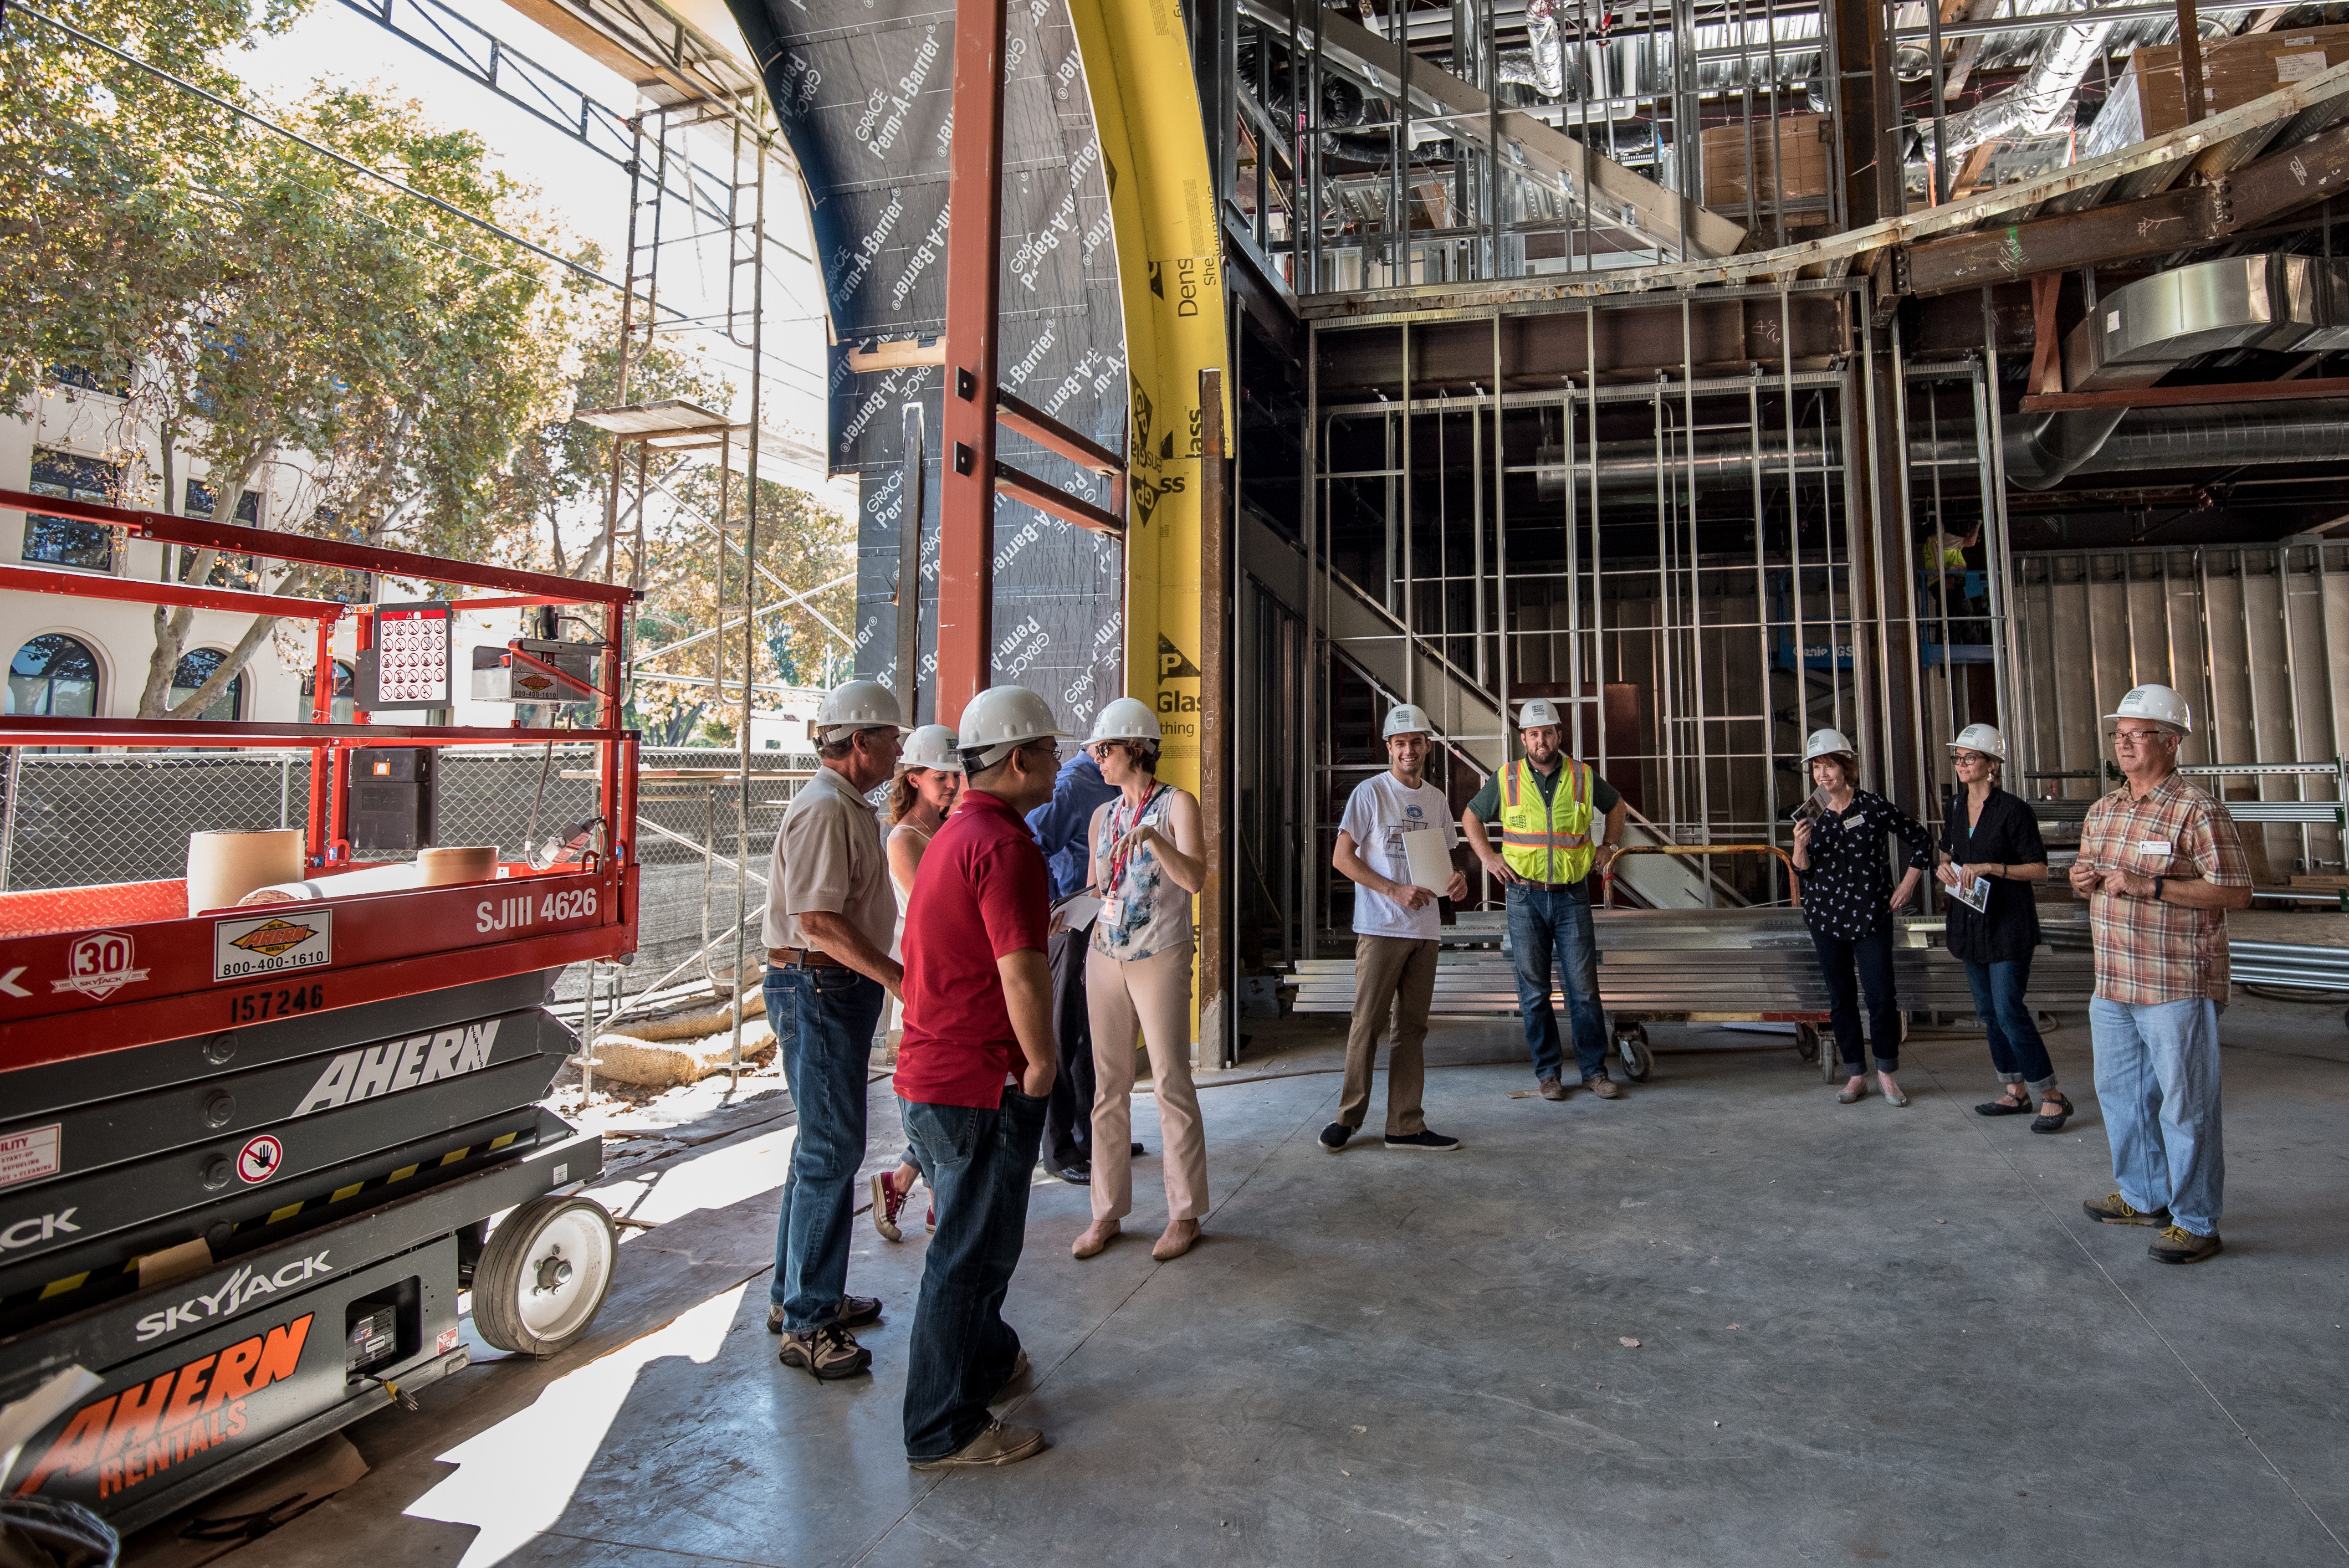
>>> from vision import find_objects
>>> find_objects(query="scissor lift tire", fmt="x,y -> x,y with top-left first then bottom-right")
470,1193 -> 617,1357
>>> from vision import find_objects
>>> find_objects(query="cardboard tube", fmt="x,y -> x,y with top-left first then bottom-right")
188,829 -> 304,915
238,863 -> 425,904
419,846 -> 498,886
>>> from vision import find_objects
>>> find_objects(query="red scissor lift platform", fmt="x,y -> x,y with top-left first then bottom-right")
0,490 -> 640,1533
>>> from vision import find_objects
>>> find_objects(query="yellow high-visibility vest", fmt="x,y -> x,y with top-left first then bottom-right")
1500,759 -> 1595,884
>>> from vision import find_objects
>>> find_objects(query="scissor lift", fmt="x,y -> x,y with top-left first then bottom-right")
0,489 -> 639,1533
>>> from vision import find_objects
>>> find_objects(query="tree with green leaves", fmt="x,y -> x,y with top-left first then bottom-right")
5,0 -> 597,718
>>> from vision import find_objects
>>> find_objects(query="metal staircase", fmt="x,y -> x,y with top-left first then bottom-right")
1239,506 -> 1719,910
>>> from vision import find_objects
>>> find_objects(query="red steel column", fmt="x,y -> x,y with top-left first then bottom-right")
935,0 -> 1009,727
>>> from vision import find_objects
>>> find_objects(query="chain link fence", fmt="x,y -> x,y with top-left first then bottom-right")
0,745 -> 817,1003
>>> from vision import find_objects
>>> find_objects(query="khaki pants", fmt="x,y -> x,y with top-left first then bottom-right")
1086,943 -> 1210,1224
1341,935 -> 1437,1136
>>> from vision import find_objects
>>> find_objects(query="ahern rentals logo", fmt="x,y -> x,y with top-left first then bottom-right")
13,1313 -> 314,1500
228,919 -> 319,958
291,1018 -> 501,1115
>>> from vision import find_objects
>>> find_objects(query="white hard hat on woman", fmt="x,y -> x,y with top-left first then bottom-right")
1946,722 -> 2007,761
1803,727 -> 1857,765
1089,697 -> 1163,745
900,723 -> 965,772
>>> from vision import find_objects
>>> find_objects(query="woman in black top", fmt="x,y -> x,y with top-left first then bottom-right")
1935,726 -> 2070,1132
1790,730 -> 1933,1106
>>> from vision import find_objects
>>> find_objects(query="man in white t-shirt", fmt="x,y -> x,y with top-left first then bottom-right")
1326,703 -> 1470,1154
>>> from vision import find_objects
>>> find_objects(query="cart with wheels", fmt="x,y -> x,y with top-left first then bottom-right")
0,488 -> 640,1534
1596,845 -> 1828,1080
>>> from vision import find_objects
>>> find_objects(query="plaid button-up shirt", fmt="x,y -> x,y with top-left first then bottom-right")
2079,772 -> 2251,1005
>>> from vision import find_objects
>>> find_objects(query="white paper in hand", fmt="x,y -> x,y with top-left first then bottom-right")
1401,825 -> 1455,893
1953,874 -> 1991,912
1055,894 -> 1103,931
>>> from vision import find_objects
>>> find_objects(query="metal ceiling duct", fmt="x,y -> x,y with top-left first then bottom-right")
2005,254 -> 2349,489
1926,3 -> 2119,160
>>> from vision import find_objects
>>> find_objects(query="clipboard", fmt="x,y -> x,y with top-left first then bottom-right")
1401,825 -> 1455,893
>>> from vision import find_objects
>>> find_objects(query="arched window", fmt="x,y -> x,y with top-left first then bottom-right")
301,659 -> 356,723
8,634 -> 100,717
170,648 -> 244,722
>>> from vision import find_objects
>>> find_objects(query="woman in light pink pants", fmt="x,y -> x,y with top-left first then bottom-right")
1070,699 -> 1210,1262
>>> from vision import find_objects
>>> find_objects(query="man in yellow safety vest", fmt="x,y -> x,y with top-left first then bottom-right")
1462,699 -> 1629,1101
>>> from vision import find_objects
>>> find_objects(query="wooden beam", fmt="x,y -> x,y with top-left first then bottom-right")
2028,274 -> 2064,395
2020,376 -> 2349,412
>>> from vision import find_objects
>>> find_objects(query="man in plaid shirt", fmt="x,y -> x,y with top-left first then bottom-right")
2067,684 -> 2253,1265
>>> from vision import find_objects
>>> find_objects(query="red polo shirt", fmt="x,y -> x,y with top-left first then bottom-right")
895,787 -> 1051,1108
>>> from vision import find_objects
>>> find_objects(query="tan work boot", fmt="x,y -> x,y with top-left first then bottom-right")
1587,1076 -> 1625,1100
2083,1191 -> 2172,1227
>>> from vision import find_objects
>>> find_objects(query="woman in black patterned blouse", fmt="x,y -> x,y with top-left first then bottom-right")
1789,729 -> 1934,1105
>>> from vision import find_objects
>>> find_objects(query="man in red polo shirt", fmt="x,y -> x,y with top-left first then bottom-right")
895,683 -> 1068,1471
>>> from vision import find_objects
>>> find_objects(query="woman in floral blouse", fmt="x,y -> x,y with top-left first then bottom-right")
1790,729 -> 1934,1105
1070,699 -> 1210,1263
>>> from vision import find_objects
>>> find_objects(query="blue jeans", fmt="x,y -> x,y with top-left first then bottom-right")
1961,956 -> 2056,1094
765,964 -> 886,1329
2091,996 -> 2224,1236
1507,885 -> 1610,1083
1810,927 -> 1900,1073
901,1086 -> 1047,1462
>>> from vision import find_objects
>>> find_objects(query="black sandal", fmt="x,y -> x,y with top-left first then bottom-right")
1975,1090 -> 2033,1117
2030,1093 -> 2075,1134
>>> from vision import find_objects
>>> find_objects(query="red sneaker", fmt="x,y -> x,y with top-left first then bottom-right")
871,1171 -> 910,1242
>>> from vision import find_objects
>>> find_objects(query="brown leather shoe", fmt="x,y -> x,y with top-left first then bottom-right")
1586,1076 -> 1625,1100
1538,1077 -> 1569,1100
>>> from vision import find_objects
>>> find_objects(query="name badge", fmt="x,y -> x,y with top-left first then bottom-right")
2138,838 -> 2174,857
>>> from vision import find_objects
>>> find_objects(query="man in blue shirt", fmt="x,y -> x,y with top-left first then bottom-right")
1027,749 -> 1119,1181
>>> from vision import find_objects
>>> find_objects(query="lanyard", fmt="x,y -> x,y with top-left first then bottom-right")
1104,784 -> 1168,893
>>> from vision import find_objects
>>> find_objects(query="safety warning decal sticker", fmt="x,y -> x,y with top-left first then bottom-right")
213,910 -> 333,982
0,1123 -> 61,1191
234,1134 -> 284,1185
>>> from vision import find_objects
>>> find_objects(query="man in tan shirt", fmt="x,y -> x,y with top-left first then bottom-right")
764,679 -> 905,1376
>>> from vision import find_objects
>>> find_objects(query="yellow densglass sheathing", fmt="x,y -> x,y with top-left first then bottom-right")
1068,0 -> 1231,800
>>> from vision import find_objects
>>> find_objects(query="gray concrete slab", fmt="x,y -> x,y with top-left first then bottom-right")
146,997 -> 2349,1568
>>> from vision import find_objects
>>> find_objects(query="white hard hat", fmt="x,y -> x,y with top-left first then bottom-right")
956,683 -> 1070,770
1088,696 -> 1162,745
1518,698 -> 1564,730
2105,683 -> 2192,735
1383,703 -> 1435,740
814,678 -> 907,740
1946,722 -> 2008,761
1803,727 -> 1858,764
900,724 -> 965,772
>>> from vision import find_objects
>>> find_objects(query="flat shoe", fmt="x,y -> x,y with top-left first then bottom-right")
1838,1084 -> 1867,1104
1071,1226 -> 1119,1259
1152,1225 -> 1200,1261
2030,1093 -> 2074,1134
1884,1089 -> 1911,1108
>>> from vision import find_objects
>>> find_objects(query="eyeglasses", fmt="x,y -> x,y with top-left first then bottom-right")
2111,727 -> 2169,746
1951,751 -> 1988,766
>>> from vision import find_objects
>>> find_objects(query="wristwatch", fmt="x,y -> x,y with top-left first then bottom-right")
2150,875 -> 2166,903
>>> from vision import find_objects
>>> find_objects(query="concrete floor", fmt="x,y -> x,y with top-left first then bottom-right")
149,996 -> 2349,1568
